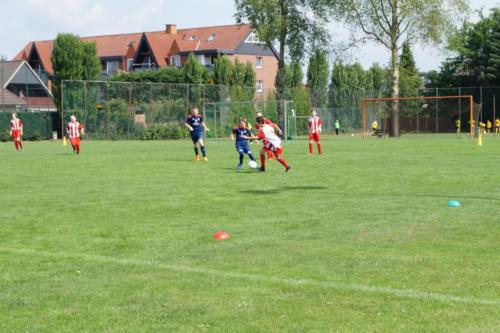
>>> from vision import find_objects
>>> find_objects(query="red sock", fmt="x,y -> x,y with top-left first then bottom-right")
318,143 -> 322,155
277,157 -> 289,169
260,152 -> 266,170
18,141 -> 23,150
76,145 -> 80,155
309,143 -> 313,154
14,141 -> 19,151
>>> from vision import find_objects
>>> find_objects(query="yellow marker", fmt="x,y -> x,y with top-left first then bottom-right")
63,136 -> 67,146
478,131 -> 483,146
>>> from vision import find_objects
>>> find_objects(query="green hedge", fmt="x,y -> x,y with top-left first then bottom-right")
0,112 -> 56,141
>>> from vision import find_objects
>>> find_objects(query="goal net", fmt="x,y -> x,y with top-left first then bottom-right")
360,95 -> 478,138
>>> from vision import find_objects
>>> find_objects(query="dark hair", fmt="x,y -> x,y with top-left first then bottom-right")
256,116 -> 265,125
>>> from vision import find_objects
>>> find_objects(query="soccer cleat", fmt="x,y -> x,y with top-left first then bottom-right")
194,155 -> 200,161
286,166 -> 292,173
237,164 -> 242,171
257,167 -> 266,172
203,157 -> 208,162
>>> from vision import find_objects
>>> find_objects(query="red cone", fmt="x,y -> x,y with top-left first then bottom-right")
213,231 -> 230,240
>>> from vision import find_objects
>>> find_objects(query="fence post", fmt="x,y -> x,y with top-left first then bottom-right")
61,80 -> 64,139
435,88 -> 439,133
284,100 -> 288,142
416,88 -> 419,133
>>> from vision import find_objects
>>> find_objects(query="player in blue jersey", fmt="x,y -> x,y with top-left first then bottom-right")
185,107 -> 209,161
231,119 -> 256,170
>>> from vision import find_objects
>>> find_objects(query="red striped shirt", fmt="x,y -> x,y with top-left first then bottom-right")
308,116 -> 322,133
67,122 -> 83,138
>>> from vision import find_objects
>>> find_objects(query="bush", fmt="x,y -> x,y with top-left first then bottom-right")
0,130 -> 10,142
140,123 -> 189,141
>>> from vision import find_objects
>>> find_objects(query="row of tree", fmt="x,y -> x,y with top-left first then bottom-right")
426,8 -> 500,88
235,0 -> 468,136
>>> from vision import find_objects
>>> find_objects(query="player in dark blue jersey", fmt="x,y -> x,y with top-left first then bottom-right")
185,107 -> 209,161
231,120 -> 256,170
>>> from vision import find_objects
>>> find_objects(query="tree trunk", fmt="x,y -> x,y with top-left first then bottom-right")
389,0 -> 400,137
390,45 -> 400,137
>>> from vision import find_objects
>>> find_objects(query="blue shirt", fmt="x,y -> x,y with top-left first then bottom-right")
186,115 -> 204,134
233,127 -> 252,144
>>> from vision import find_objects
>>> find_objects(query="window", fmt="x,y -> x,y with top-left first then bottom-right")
245,32 -> 263,44
207,34 -> 216,42
106,60 -> 120,74
127,58 -> 134,71
170,55 -> 181,67
256,57 -> 263,69
196,55 -> 206,65
256,80 -> 264,93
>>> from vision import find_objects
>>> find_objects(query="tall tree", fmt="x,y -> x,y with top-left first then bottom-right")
335,0 -> 468,136
182,53 -> 207,84
486,9 -> 500,85
231,58 -> 246,87
81,42 -> 101,80
213,56 -> 234,86
399,41 -> 422,96
51,33 -> 84,111
307,49 -> 329,108
286,60 -> 304,89
235,0 -> 334,117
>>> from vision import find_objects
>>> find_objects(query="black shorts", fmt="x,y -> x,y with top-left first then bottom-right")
191,132 -> 203,143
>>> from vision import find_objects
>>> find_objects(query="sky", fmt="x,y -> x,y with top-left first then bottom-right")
0,0 -> 498,71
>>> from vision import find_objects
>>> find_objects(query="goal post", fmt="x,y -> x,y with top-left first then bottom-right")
360,95 -> 475,140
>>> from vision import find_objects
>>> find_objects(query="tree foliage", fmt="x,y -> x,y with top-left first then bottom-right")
235,0 -> 334,116
399,41 -> 423,96
51,33 -> 101,112
435,8 -> 500,87
183,53 -> 207,84
306,49 -> 329,108
334,0 -> 468,136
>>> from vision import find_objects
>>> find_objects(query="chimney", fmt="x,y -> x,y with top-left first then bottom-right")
166,24 -> 177,35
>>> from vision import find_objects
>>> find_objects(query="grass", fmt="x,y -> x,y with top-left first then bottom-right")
0,134 -> 499,332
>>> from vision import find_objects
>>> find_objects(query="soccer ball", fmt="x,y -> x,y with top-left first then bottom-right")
248,160 -> 258,169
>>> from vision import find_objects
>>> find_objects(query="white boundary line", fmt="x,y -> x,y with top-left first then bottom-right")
1,247 -> 499,306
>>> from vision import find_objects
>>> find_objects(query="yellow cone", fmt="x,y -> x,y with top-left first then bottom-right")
63,136 -> 67,146
478,132 -> 483,146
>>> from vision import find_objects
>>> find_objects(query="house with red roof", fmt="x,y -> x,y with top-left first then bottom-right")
13,24 -> 279,97
0,60 -> 55,112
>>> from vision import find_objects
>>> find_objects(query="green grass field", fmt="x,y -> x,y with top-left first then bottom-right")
1,135 -> 499,332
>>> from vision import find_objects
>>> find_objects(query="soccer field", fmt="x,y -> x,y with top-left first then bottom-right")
0,135 -> 499,332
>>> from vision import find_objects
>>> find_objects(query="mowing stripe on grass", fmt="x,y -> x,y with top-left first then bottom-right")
2,247 -> 499,307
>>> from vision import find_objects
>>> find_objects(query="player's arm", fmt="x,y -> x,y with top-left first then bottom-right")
274,124 -> 283,136
202,121 -> 210,132
80,125 -> 85,136
184,122 -> 194,131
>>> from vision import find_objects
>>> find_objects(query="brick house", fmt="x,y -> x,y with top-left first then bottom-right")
13,24 -> 279,97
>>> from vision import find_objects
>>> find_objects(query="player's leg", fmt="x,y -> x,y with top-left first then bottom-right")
259,148 -> 266,171
192,136 -> 200,160
75,138 -> 81,154
12,131 -> 19,151
198,138 -> 207,161
316,134 -> 322,155
274,149 -> 291,172
309,134 -> 314,155
246,144 -> 256,162
237,145 -> 245,170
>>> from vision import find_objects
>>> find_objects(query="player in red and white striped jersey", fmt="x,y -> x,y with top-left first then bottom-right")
308,109 -> 323,156
255,112 -> 282,160
9,113 -> 23,151
66,115 -> 85,155
252,117 -> 291,172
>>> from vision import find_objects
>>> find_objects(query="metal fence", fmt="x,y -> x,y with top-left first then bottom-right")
3,78 -> 500,140
61,80 -> 256,140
